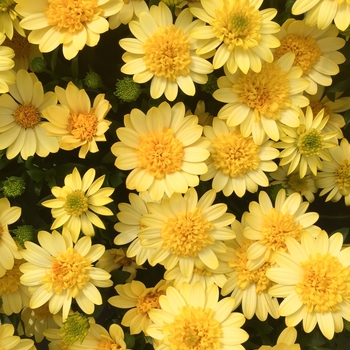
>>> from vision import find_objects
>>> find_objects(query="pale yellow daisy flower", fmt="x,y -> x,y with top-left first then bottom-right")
119,2 -> 213,101
185,100 -> 213,127
20,230 -> 113,321
276,106 -> 339,179
0,0 -> 25,39
213,53 -> 310,144
0,32 -> 15,93
0,197 -> 21,277
15,0 -> 124,60
0,69 -> 59,160
41,167 -> 114,243
243,189 -> 321,270
111,101 -> 210,201
274,18 -> 345,95
267,230 -> 350,340
42,82 -> 112,159
190,0 -> 280,74
147,282 -> 249,350
0,324 -> 35,350
315,137 -> 350,206
201,117 -> 279,197
257,327 -> 300,350
108,280 -> 170,335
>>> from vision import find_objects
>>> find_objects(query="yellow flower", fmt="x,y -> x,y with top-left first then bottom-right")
258,327 -> 300,350
0,324 -> 35,350
201,117 -> 279,197
119,2 -> 213,101
190,0 -> 280,74
274,18 -> 345,95
292,0 -> 350,31
15,0 -> 124,60
111,101 -> 210,201
0,197 -> 21,277
276,106 -> 339,179
0,32 -> 15,93
267,230 -> 350,340
0,0 -> 25,39
42,167 -> 114,243
108,280 -> 170,335
139,188 -> 236,277
213,53 -> 309,144
147,282 -> 249,350
316,137 -> 350,206
186,100 -> 213,127
42,82 -> 112,159
243,189 -> 321,270
20,230 -> 113,321
221,220 -> 279,322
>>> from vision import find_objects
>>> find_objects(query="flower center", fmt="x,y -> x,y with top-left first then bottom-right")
164,306 -> 222,350
287,173 -> 309,193
137,127 -> 184,180
42,247 -> 91,296
0,0 -> 14,11
211,131 -> 260,177
59,313 -> 90,346
193,266 -> 213,276
32,302 -> 51,319
3,31 -> 31,59
275,34 -> 322,74
142,24 -> 191,81
260,208 -> 304,260
211,0 -> 262,51
296,253 -> 350,313
45,0 -> 101,33
97,339 -> 123,350
63,190 -> 89,216
297,128 -> 324,157
160,208 -> 214,258
309,102 -> 331,118
233,61 -> 291,121
335,160 -> 350,196
67,111 -> 98,141
0,259 -> 22,294
14,103 -> 41,128
136,290 -> 165,314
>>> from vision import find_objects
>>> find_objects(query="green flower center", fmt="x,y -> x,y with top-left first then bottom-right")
335,160 -> 350,196
297,129 -> 324,157
64,190 -> 89,216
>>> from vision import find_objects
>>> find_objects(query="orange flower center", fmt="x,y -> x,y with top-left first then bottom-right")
3,31 -> 30,60
67,111 -> 98,141
0,259 -> 22,294
136,290 -> 165,314
97,339 -> 123,350
14,103 -> 41,128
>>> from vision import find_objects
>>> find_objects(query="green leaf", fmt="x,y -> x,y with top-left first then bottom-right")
124,333 -> 136,349
330,227 -> 349,240
27,169 -> 44,182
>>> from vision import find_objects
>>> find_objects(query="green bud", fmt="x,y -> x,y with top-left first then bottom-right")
59,313 -> 90,346
114,77 -> 141,103
29,57 -> 47,73
84,70 -> 103,89
1,176 -> 25,198
201,73 -> 218,95
13,225 -> 37,247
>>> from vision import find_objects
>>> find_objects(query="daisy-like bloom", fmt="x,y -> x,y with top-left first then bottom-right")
315,137 -> 350,206
42,82 -> 112,159
221,220 -> 279,322
0,197 -> 21,277
147,282 -> 249,350
15,0 -> 124,60
189,0 -> 280,74
243,189 -> 321,270
292,0 -> 350,31
267,230 -> 350,340
0,32 -> 15,93
213,53 -> 310,144
0,0 -> 25,39
119,2 -> 213,101
108,280 -> 170,335
111,101 -> 210,201
20,230 -> 113,321
270,164 -> 318,203
139,188 -> 236,277
41,167 -> 114,243
109,0 -> 148,29
275,106 -> 339,179
0,69 -> 59,160
257,327 -> 300,350
0,259 -> 30,315
200,117 -> 279,197
0,324 -> 35,350
274,19 -> 345,95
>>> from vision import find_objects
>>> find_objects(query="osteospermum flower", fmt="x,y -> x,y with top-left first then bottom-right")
190,0 -> 280,74
274,19 -> 345,95
0,197 -> 21,277
119,2 -> 213,101
42,82 -> 112,159
276,106 -> 339,178
267,230 -> 350,340
41,167 -> 114,243
213,53 -> 310,144
201,117 -> 279,197
20,230 -> 113,321
0,33 -> 15,93
243,189 -> 321,270
15,0 -> 124,60
257,327 -> 300,350
0,324 -> 34,350
138,188 -> 236,277
0,0 -> 24,39
316,137 -> 350,206
147,282 -> 249,350
111,101 -> 210,201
